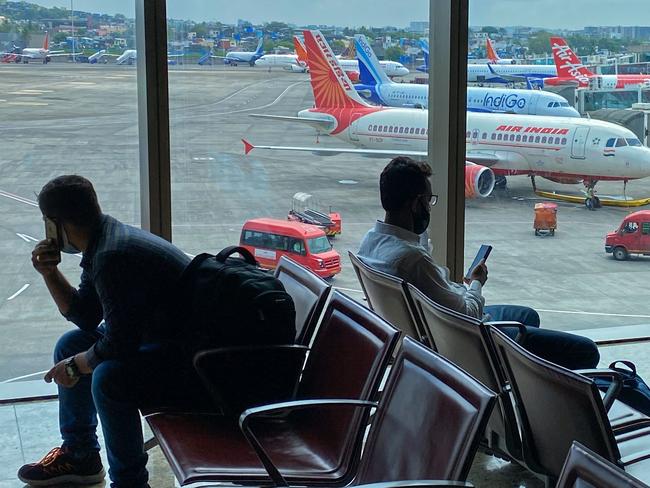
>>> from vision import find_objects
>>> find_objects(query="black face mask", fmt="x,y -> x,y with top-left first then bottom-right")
412,199 -> 430,235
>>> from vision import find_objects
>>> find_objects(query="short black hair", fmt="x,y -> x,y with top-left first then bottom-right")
380,157 -> 432,211
38,175 -> 102,227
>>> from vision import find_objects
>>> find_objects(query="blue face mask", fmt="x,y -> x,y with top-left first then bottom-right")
59,224 -> 81,254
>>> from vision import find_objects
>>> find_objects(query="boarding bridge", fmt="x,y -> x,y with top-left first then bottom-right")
588,106 -> 650,147
578,85 -> 650,113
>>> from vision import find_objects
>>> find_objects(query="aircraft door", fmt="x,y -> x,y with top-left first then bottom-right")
528,93 -> 540,115
349,117 -> 360,142
571,127 -> 590,159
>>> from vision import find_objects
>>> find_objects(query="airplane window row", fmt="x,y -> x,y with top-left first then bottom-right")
368,124 -> 429,135
393,94 -> 427,100
466,131 -> 568,145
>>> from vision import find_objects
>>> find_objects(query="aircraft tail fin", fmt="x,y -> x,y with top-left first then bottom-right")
550,36 -> 594,80
303,30 -> 370,109
486,37 -> 499,63
43,31 -> 49,51
355,34 -> 391,86
255,37 -> 264,55
293,36 -> 308,66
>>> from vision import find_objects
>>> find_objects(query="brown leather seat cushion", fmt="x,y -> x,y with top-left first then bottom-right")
149,412 -> 354,485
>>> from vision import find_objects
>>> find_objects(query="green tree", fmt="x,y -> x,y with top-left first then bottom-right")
481,26 -> 499,35
527,31 -> 553,55
384,45 -> 404,61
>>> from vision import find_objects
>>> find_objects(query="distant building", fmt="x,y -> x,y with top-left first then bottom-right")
408,21 -> 429,33
585,26 -> 650,41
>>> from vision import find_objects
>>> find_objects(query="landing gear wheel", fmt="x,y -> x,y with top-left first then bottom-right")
550,229 -> 555,236
585,198 -> 596,211
593,196 -> 602,208
613,247 -> 628,261
534,229 -> 540,236
494,176 -> 507,189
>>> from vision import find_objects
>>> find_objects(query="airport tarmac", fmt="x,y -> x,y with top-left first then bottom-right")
1,63 -> 650,381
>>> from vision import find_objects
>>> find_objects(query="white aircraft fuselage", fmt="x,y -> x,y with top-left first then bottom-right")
339,58 -> 409,77
295,108 -> 650,181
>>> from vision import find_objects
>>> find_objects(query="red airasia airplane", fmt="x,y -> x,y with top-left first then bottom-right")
544,37 -> 650,89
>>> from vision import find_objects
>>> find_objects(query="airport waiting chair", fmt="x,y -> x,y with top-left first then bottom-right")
348,251 -> 428,344
274,255 -> 332,346
242,337 -> 497,487
490,327 -> 650,486
556,441 -> 650,488
147,291 -> 400,486
407,283 -> 525,463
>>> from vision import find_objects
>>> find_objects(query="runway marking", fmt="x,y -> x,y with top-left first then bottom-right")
7,284 -> 30,301
16,233 -> 39,243
0,189 -> 38,207
7,101 -> 49,106
8,89 -> 53,95
1,369 -> 49,384
209,81 -> 306,116
334,286 -> 364,294
537,309 -> 650,319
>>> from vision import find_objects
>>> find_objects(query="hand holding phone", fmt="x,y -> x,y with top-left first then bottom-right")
32,218 -> 62,273
465,245 -> 492,283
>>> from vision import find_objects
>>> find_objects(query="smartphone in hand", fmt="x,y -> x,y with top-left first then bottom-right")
43,217 -> 62,264
465,244 -> 492,280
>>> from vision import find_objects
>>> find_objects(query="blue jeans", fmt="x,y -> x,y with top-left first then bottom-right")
54,327 -> 207,487
485,305 -> 600,370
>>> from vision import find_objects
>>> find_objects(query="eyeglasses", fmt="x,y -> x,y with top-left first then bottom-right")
419,193 -> 438,207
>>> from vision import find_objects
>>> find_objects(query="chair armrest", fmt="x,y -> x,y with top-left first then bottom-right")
486,321 -> 527,344
239,399 -> 378,487
352,482 -> 474,488
576,369 -> 623,412
193,345 -> 309,416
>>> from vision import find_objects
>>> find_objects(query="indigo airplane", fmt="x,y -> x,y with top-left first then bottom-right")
354,35 -> 579,117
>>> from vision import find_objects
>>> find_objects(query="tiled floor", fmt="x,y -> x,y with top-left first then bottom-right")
1,340 -> 648,487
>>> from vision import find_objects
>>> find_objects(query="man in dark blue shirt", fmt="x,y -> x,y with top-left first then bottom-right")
19,175 -> 197,488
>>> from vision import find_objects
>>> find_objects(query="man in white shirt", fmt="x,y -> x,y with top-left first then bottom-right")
358,157 -> 599,369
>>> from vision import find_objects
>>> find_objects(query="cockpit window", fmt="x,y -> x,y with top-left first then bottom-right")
627,138 -> 643,147
616,138 -> 628,147
605,138 -> 616,147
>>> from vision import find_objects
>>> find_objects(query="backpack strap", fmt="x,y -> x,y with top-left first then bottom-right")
216,246 -> 257,265
609,360 -> 637,375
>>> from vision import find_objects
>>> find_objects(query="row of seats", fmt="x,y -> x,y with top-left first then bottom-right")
147,256 -> 498,486
349,251 -> 650,487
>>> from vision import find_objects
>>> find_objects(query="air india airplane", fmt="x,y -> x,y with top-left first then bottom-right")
0,32 -> 67,64
243,30 -> 650,208
544,37 -> 650,89
486,37 -> 516,65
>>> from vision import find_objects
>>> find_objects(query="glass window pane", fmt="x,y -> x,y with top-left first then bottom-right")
168,1 -> 430,287
0,1 -> 139,380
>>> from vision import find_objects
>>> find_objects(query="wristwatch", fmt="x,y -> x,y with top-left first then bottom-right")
65,357 -> 81,380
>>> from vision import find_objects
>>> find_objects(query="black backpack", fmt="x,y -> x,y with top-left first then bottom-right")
178,246 -> 296,358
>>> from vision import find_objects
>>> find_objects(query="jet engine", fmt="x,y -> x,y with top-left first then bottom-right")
346,70 -> 360,83
465,162 -> 495,198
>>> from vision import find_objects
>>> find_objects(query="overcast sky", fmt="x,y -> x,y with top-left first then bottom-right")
29,0 -> 650,29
